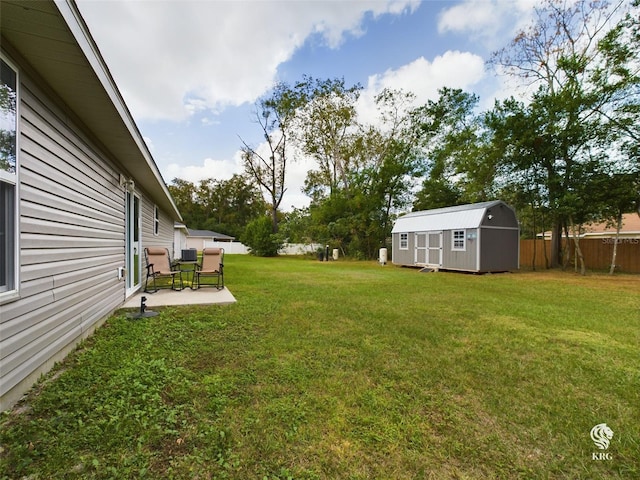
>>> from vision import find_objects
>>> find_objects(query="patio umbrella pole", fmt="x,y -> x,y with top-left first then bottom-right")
128,296 -> 159,319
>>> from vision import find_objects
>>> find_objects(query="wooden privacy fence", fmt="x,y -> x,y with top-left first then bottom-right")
520,238 -> 640,273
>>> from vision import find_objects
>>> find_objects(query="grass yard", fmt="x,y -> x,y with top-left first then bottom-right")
1,256 -> 639,479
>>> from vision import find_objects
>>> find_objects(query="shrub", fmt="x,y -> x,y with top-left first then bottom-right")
242,216 -> 284,256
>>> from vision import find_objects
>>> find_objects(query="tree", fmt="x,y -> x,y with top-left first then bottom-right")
593,0 -> 640,272
240,82 -> 302,233
591,0 -> 640,152
292,76 -> 362,196
0,78 -> 17,173
168,178 -> 200,227
412,177 -> 461,211
599,172 -> 639,274
411,88 -> 494,209
279,207 -> 313,244
490,0 -> 639,269
295,86 -> 421,259
486,98 -> 553,267
242,215 -> 283,257
168,175 -> 266,236
198,175 -> 267,238
336,89 -> 421,257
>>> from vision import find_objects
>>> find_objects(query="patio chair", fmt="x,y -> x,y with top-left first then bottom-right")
193,247 -> 224,290
144,247 -> 184,293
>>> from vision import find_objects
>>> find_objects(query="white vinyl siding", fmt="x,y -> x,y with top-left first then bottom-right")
0,75 -> 127,403
142,199 -> 173,249
1,11 -> 182,411
1,73 -> 178,410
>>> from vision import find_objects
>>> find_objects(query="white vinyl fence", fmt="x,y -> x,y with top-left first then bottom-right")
202,241 -> 322,255
203,241 -> 250,254
279,243 -> 324,255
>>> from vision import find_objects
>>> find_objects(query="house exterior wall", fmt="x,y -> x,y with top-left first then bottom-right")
0,55 -> 175,410
393,229 -> 480,269
477,203 -> 519,272
186,237 -> 211,251
141,198 -> 173,251
173,226 -> 188,259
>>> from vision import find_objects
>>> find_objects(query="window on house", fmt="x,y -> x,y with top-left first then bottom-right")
399,233 -> 408,250
1,56 -> 18,296
153,205 -> 159,235
452,230 -> 465,251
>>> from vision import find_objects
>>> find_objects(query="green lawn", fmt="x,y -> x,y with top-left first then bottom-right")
1,256 -> 639,479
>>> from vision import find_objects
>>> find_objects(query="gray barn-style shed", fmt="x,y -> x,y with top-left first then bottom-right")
391,201 -> 519,272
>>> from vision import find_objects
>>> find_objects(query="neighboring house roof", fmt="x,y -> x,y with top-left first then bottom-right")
392,200 -> 505,233
187,229 -> 235,241
1,0 -> 181,221
584,213 -> 640,236
537,213 -> 640,238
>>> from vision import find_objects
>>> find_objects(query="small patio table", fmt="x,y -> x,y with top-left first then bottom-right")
174,260 -> 199,288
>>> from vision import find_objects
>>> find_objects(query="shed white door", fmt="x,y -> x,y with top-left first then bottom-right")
428,231 -> 443,266
415,231 -> 442,266
415,233 -> 427,264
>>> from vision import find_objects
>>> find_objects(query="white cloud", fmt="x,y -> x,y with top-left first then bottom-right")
143,136 -> 155,153
78,0 -> 420,122
357,51 -> 486,123
438,0 -> 537,49
164,154 -> 244,184
284,152 -> 316,210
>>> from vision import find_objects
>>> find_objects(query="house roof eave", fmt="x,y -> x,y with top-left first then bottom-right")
1,0 -> 182,222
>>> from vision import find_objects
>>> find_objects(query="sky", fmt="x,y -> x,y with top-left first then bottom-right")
77,0 -> 540,211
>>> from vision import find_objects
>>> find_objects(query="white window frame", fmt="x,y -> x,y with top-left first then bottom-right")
399,233 -> 408,250
452,229 -> 466,251
0,54 -> 20,302
153,204 -> 159,236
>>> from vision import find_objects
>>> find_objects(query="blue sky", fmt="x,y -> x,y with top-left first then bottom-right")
78,0 -> 539,210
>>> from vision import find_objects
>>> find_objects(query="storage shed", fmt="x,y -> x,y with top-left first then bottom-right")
391,201 -> 519,272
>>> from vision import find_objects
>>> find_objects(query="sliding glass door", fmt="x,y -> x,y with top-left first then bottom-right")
125,190 -> 141,295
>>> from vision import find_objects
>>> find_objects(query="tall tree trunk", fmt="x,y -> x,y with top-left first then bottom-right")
541,209 -> 549,269
271,206 -> 278,234
551,220 -> 562,267
531,202 -> 537,271
609,212 -> 623,275
569,216 -> 586,275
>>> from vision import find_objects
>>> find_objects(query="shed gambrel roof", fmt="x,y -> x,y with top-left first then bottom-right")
392,201 -> 505,233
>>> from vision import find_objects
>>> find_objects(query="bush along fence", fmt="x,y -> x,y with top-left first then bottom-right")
520,238 -> 640,273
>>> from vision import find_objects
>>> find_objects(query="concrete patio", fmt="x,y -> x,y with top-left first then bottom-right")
122,286 -> 236,309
